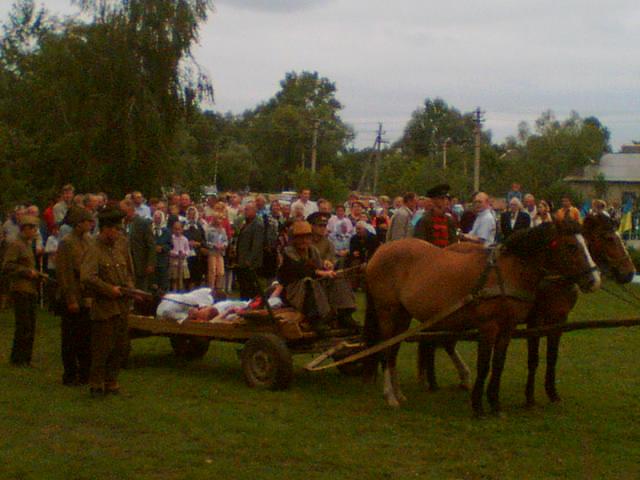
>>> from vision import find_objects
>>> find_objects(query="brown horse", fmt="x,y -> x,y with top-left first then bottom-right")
525,213 -> 635,405
417,214 -> 635,404
363,221 -> 601,416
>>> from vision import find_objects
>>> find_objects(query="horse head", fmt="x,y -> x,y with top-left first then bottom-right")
583,214 -> 635,284
503,221 -> 601,293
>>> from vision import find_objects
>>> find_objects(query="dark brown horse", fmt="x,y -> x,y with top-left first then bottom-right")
525,214 -> 634,405
417,214 -> 634,406
363,221 -> 601,416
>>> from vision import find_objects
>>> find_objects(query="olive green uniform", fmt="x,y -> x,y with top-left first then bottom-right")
2,234 -> 38,365
81,234 -> 134,390
312,236 -> 336,264
56,230 -> 93,384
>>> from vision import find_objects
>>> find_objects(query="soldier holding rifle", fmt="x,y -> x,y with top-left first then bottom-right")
81,206 -> 137,396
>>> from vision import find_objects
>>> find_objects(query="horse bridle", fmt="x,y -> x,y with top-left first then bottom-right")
543,234 -> 599,285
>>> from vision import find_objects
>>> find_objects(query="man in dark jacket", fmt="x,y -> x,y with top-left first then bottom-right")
500,197 -> 531,241
413,184 -> 458,247
235,203 -> 263,298
120,199 -> 155,291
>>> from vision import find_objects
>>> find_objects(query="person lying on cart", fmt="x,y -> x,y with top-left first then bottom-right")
277,220 -> 358,337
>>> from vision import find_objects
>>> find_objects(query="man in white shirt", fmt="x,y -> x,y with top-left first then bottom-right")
290,188 -> 318,219
132,191 -> 152,219
523,193 -> 537,226
463,192 -> 496,245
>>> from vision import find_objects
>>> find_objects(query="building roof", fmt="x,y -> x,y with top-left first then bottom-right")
564,153 -> 640,183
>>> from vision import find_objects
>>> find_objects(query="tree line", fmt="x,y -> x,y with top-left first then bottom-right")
0,0 -> 611,211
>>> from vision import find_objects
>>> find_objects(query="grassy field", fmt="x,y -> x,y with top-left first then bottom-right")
1,284 -> 639,480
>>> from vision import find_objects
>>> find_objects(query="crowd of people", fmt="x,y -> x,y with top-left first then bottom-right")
0,181 -> 616,395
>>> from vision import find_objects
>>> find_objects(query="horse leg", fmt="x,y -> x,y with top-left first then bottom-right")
471,327 -> 496,417
417,341 -> 439,391
444,341 -> 471,390
525,335 -> 540,407
545,333 -> 562,402
387,343 -> 407,404
486,328 -> 513,415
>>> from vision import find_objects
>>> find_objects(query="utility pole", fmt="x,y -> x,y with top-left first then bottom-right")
310,119 -> 320,173
442,137 -> 451,170
373,122 -> 385,194
473,107 -> 484,192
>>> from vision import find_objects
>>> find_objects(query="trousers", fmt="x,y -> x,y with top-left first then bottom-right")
89,314 -> 128,389
61,306 -> 92,383
11,292 -> 37,365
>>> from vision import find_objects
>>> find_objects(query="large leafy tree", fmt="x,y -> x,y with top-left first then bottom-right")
0,0 -> 212,205
244,71 -> 353,191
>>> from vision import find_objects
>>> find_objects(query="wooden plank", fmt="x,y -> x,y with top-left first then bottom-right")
407,318 -> 640,343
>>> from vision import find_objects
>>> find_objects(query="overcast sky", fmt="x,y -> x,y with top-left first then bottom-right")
2,0 -> 639,149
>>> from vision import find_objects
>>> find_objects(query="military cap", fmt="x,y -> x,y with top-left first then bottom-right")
19,215 -> 39,227
426,184 -> 451,199
291,221 -> 312,236
307,212 -> 329,226
68,206 -> 94,226
97,205 -> 125,228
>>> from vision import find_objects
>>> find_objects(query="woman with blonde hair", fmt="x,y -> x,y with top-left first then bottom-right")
532,200 -> 553,226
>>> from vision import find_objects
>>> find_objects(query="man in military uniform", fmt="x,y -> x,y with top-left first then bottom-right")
56,207 -> 95,385
277,221 -> 357,337
120,199 -> 155,291
413,184 -> 458,247
3,215 -> 40,365
81,206 -> 135,396
307,212 -> 336,267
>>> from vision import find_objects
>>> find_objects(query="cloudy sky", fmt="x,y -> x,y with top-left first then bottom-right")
2,0 -> 639,149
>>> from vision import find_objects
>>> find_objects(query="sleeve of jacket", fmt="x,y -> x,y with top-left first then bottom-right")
56,239 -> 80,305
2,242 -> 31,278
81,243 -> 115,298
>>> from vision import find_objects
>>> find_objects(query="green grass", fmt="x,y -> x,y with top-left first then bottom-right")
1,283 -> 640,479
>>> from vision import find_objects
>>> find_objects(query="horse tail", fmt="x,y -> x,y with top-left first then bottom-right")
362,287 -> 380,382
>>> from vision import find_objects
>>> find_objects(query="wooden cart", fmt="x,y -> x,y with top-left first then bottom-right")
127,308 -> 364,390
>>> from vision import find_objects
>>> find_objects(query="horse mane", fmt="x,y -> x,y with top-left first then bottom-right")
503,221 -> 581,258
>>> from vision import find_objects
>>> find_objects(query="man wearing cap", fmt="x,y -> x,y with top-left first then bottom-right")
307,212 -> 336,267
3,215 -> 41,365
81,206 -> 135,396
56,207 -> 95,385
413,184 -> 458,247
277,221 -> 357,336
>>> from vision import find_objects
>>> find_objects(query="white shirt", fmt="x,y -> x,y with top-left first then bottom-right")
135,203 -> 152,219
291,199 -> 318,219
470,208 -> 497,245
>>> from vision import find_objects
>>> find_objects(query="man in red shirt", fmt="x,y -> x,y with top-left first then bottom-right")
413,184 -> 457,247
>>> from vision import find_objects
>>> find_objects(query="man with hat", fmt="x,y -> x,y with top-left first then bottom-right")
307,212 -> 336,267
413,184 -> 458,247
56,206 -> 95,385
81,206 -> 135,396
277,221 -> 357,337
2,215 -> 41,365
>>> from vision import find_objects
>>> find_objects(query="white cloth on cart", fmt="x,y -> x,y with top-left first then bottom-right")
156,288 -> 214,323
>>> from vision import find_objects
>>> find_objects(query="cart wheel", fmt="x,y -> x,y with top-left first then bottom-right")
241,334 -> 293,390
333,353 -> 365,377
170,336 -> 210,360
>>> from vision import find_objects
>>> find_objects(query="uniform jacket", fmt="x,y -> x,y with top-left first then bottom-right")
81,235 -> 134,321
312,236 -> 336,264
236,217 -> 264,270
56,230 -> 93,307
413,212 -> 457,246
2,235 -> 37,295
125,215 -> 156,277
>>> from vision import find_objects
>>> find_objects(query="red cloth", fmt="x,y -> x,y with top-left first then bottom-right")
431,215 -> 450,248
42,206 -> 56,233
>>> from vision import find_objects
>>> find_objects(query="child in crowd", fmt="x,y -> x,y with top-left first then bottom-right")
169,221 -> 191,291
206,214 -> 228,295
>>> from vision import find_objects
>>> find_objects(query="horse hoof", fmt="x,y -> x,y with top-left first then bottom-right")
397,393 -> 408,403
458,383 -> 470,392
490,409 -> 506,419
525,400 -> 536,410
549,395 -> 562,403
472,410 -> 485,420
427,386 -> 439,393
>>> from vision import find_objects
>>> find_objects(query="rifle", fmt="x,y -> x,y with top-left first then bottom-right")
119,287 -> 154,301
